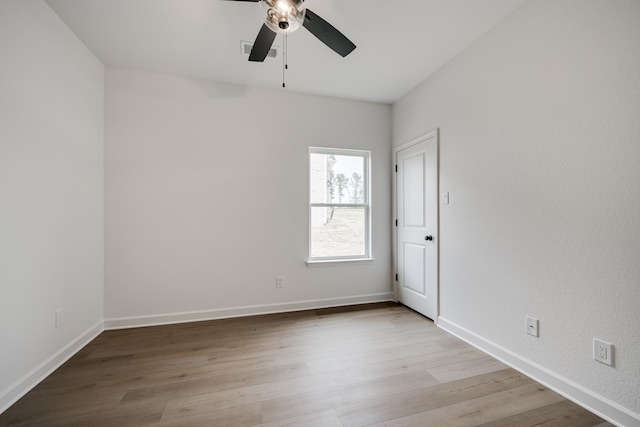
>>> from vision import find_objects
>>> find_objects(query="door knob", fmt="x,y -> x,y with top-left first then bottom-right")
425,235 -> 433,241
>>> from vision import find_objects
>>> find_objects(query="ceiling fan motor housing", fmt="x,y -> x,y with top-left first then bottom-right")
262,0 -> 306,33
243,0 -> 355,63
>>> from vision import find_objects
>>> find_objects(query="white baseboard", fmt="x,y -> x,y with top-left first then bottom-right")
0,320 -> 104,415
104,293 -> 394,330
437,317 -> 640,427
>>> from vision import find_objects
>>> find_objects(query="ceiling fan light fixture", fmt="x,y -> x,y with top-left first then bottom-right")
275,0 -> 289,14
234,0 -> 355,63
261,0 -> 305,34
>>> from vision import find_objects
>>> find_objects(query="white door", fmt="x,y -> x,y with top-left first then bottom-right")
395,131 -> 438,320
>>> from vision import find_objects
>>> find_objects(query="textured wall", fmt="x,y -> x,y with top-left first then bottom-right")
104,68 -> 392,321
393,0 -> 640,417
0,0 -> 104,410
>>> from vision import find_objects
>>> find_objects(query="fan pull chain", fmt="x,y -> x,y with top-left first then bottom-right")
282,30 -> 288,88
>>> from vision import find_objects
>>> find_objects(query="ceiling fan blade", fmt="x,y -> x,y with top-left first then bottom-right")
249,24 -> 277,62
302,8 -> 356,57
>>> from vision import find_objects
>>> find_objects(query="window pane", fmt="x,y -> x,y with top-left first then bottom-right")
310,153 -> 365,204
310,206 -> 365,258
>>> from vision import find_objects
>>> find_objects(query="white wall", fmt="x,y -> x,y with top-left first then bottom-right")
104,68 -> 392,325
0,0 -> 104,412
393,0 -> 640,423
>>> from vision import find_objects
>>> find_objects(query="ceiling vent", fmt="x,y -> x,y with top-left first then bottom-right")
240,41 -> 279,59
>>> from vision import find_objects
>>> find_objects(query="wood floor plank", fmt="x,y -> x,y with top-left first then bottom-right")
0,303 -> 611,427
161,370 -> 354,421
34,353 -> 213,393
335,369 -> 534,427
261,370 -> 439,423
34,402 -> 167,427
476,399 -> 616,427
120,362 -> 310,407
255,409 -> 343,427
384,382 -> 566,427
261,388 -> 344,424
433,336 -> 474,350
0,392 -> 125,426
347,347 -> 485,382
303,340 -> 447,374
149,403 -> 262,427
426,355 -> 507,383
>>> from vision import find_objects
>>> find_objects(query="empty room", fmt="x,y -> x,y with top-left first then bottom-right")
0,0 -> 638,426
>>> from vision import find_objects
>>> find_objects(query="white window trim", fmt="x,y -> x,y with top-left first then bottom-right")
307,147 -> 372,265
306,257 -> 375,267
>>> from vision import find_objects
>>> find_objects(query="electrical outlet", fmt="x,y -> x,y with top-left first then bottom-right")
593,338 -> 613,366
276,276 -> 284,288
525,316 -> 539,337
55,309 -> 63,328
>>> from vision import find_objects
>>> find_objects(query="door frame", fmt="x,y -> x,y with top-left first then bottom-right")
392,129 -> 440,322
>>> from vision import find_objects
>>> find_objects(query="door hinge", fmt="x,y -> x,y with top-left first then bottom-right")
395,274 -> 398,281
395,219 -> 398,226
395,164 -> 398,172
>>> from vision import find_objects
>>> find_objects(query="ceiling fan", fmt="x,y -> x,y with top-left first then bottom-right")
226,0 -> 356,62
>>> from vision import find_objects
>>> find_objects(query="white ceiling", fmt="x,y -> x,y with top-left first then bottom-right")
45,0 -> 527,104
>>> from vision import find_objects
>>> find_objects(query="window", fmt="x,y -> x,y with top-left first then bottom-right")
309,147 -> 371,263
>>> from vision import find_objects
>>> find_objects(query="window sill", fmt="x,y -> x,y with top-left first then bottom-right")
306,258 -> 375,268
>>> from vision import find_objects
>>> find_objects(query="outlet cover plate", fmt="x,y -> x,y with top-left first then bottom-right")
526,316 -> 539,337
593,338 -> 613,366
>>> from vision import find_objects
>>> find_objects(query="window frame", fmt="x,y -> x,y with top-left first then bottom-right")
307,147 -> 373,265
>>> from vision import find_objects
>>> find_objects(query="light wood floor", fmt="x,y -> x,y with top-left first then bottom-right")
0,303 -> 612,426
